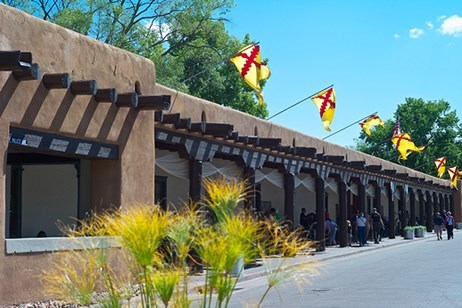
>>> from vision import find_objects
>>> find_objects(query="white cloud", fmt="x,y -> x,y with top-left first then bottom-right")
438,15 -> 447,21
393,33 -> 400,39
426,21 -> 434,29
409,28 -> 424,39
144,20 -> 171,37
438,15 -> 462,36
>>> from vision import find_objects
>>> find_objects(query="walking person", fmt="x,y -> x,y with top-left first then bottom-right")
433,211 -> 444,240
356,212 -> 368,247
371,208 -> 384,244
446,211 -> 454,240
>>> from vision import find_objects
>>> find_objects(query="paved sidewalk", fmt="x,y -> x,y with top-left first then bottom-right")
192,229 -> 452,286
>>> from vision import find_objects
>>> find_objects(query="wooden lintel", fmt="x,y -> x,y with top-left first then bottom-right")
115,92 -> 138,108
365,165 -> 382,172
189,122 -> 205,133
409,176 -> 419,181
162,113 -> 181,125
294,146 -> 317,158
0,50 -> 31,71
137,95 -> 171,110
70,80 -> 97,95
325,155 -> 344,165
175,118 -> 191,130
350,161 -> 365,168
203,123 -> 234,138
396,173 -> 408,179
95,88 -> 118,103
247,136 -> 260,145
237,136 -> 249,143
42,73 -> 71,89
383,169 -> 397,176
13,63 -> 40,81
259,137 -> 282,149
316,153 -> 324,160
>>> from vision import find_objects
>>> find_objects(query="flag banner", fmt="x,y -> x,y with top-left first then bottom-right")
434,157 -> 446,178
359,114 -> 385,136
393,118 -> 401,137
311,86 -> 336,131
447,166 -> 459,189
391,132 -> 426,160
231,44 -> 270,106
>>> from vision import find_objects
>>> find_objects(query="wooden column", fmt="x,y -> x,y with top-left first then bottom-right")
374,185 -> 382,213
433,193 -> 439,213
418,190 -> 425,226
387,184 -> 395,239
189,159 -> 202,205
439,194 -> 445,213
243,167 -> 256,212
315,177 -> 326,251
409,188 -> 416,227
426,191 -> 433,232
400,187 -> 407,230
338,181 -> 348,247
358,182 -> 366,214
284,172 -> 295,225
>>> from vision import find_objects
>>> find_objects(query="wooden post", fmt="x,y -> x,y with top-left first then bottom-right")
426,191 -> 433,232
189,159 -> 202,205
284,172 -> 295,226
387,184 -> 395,239
315,177 -> 326,251
409,188 -> 416,227
243,167 -> 256,212
338,180 -> 348,247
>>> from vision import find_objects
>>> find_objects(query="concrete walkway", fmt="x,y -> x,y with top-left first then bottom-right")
190,229 -> 449,288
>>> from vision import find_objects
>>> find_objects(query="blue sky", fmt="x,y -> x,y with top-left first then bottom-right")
226,0 -> 462,147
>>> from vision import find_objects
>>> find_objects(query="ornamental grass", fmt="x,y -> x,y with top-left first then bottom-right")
41,176 -> 317,307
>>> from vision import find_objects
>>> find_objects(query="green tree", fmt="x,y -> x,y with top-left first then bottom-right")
5,0 -> 269,117
353,98 -> 462,176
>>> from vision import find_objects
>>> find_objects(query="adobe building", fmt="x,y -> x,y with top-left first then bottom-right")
0,4 -> 459,305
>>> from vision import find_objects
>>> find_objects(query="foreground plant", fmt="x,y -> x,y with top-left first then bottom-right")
41,178 -> 319,307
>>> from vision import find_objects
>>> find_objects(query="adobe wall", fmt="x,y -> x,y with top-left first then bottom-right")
0,4 -> 157,304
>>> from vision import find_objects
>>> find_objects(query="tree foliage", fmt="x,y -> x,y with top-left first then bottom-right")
353,98 -> 462,176
4,0 -> 268,117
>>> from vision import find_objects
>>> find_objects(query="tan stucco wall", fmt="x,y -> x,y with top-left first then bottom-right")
0,4 -> 157,304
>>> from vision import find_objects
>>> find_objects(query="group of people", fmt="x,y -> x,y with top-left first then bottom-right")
296,207 -> 457,246
432,210 -> 455,240
350,208 -> 385,247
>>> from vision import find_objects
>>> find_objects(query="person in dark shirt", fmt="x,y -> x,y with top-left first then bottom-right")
433,212 -> 444,240
371,208 -> 384,244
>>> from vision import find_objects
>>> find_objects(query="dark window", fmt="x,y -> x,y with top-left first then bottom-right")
155,176 -> 168,210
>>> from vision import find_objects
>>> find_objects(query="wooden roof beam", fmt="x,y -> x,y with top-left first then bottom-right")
259,137 -> 282,149
70,80 -> 97,96
115,92 -> 138,108
0,50 -> 31,71
294,146 -> 317,158
203,123 -> 234,138
95,88 -> 118,103
42,73 -> 71,89
137,95 -> 171,110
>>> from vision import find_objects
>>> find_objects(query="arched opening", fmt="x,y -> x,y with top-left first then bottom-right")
201,111 -> 207,122
135,81 -> 141,95
254,126 -> 259,136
